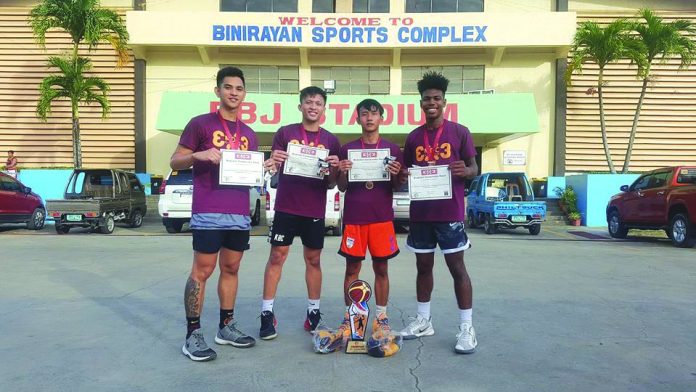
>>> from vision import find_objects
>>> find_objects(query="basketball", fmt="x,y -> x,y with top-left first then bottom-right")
347,280 -> 372,304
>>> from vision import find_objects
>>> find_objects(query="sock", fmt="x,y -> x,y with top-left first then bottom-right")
186,317 -> 200,338
417,301 -> 431,320
261,299 -> 274,313
375,305 -> 387,318
308,299 -> 320,311
459,308 -> 473,324
219,309 -> 234,330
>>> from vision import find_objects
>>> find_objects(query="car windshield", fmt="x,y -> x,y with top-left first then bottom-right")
676,168 -> 696,185
168,170 -> 193,186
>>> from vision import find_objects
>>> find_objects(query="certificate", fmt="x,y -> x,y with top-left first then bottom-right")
347,148 -> 391,182
283,143 -> 329,179
219,149 -> 265,187
408,165 -> 452,201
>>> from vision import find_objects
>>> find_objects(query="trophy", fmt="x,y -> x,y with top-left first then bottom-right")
345,280 -> 372,354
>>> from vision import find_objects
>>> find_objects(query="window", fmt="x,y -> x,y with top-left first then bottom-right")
220,0 -> 297,12
406,0 -> 484,12
677,168 -> 696,184
228,65 -> 299,94
313,0 -> 335,12
0,176 -> 21,192
311,66 -> 390,94
650,171 -> 670,188
401,66 -> 484,94
353,0 -> 389,13
630,175 -> 652,191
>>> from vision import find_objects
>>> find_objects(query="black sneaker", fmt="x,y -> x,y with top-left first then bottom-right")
259,310 -> 277,340
304,309 -> 322,332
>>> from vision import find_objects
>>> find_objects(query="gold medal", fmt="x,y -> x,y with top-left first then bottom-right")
365,181 -> 374,190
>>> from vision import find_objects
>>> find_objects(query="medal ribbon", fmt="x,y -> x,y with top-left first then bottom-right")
301,124 -> 321,147
217,111 -> 241,150
423,121 -> 445,162
360,137 -> 381,150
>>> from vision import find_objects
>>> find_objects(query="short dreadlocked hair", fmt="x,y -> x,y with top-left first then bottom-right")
417,71 -> 450,96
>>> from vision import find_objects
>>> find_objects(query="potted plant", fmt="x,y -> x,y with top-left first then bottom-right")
568,211 -> 582,226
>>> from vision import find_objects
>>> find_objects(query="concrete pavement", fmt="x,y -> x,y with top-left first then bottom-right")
1,226 -> 695,391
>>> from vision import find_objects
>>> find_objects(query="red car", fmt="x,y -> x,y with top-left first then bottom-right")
606,166 -> 696,248
0,172 -> 45,230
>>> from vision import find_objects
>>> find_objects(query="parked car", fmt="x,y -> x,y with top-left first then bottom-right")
0,172 -> 45,230
158,169 -> 261,234
606,166 -> 696,248
46,169 -> 147,234
264,178 -> 344,236
392,181 -> 410,228
466,172 -> 546,235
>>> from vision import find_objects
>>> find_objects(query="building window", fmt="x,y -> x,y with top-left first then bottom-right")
353,0 -> 390,13
311,66 -> 390,94
401,66 -> 485,94
220,0 -> 298,12
225,65 -> 299,94
406,0 -> 484,12
313,0 -> 335,12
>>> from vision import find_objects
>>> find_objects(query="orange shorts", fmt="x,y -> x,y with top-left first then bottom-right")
338,221 -> 400,261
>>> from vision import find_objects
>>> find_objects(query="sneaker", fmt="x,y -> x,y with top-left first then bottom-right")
372,313 -> 391,339
215,320 -> 256,348
259,310 -> 277,340
399,314 -> 435,340
182,329 -> 217,362
454,322 -> 477,354
337,312 -> 351,339
304,309 -> 322,332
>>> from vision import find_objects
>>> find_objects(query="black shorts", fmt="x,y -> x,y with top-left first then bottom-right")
192,229 -> 250,253
268,211 -> 325,249
406,221 -> 471,254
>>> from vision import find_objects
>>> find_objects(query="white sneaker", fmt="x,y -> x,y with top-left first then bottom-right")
399,314 -> 435,340
454,322 -> 477,354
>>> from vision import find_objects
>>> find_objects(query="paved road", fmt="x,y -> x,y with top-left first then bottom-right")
1,222 -> 695,391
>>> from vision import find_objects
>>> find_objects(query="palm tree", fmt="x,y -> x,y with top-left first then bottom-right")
622,9 -> 695,173
566,19 -> 646,174
37,56 -> 110,168
29,0 -> 129,168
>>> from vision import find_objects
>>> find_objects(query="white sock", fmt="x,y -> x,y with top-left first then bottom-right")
460,308 -> 473,324
375,305 -> 387,317
308,299 -> 320,311
261,299 -> 274,313
417,301 -> 431,320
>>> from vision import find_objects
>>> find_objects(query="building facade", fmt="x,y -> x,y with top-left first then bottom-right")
1,0 -> 694,177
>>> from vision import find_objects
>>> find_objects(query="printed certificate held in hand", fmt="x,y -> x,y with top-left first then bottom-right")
408,165 -> 452,201
283,143 -> 330,180
219,149 -> 265,187
347,148 -> 391,183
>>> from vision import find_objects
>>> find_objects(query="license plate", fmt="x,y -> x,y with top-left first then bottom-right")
511,215 -> 527,223
66,214 -> 82,222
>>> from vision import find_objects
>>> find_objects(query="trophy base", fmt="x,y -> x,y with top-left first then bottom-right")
345,340 -> 368,354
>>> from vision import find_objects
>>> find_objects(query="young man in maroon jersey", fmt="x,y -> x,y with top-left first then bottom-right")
398,72 -> 479,354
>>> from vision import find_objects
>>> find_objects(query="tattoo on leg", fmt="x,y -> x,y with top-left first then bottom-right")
184,277 -> 202,317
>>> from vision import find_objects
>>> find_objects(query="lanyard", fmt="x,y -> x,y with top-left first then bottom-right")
360,137 -> 381,149
301,124 -> 321,147
423,121 -> 445,162
217,111 -> 240,150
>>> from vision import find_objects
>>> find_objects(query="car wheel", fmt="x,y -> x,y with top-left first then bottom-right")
483,214 -> 497,234
670,213 -> 695,248
100,215 -> 115,234
607,211 -> 628,239
528,224 -> 541,235
130,210 -> 143,228
466,211 -> 478,229
165,221 -> 184,234
27,208 -> 45,230
251,200 -> 261,226
55,224 -> 70,234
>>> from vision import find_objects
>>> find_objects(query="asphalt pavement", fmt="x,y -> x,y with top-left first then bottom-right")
1,219 -> 695,391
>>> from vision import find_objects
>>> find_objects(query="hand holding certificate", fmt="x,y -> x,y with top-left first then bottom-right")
408,165 -> 452,201
347,148 -> 391,182
283,143 -> 330,179
219,149 -> 265,187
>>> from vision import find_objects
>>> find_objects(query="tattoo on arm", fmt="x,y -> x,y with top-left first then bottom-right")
184,277 -> 202,317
